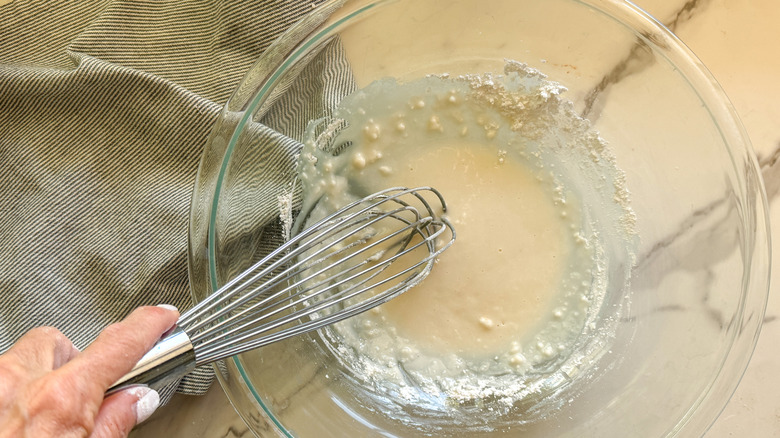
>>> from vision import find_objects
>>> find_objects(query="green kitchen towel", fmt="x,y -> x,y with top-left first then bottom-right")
0,0 -> 327,402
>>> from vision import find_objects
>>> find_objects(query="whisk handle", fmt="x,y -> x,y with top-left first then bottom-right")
106,328 -> 196,396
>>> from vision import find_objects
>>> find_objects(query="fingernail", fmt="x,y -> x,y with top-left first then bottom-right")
157,304 -> 178,312
126,386 -> 160,424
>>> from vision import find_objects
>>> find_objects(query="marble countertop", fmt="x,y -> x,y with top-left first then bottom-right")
130,0 -> 780,436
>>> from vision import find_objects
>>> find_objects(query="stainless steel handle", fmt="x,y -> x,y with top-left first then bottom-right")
106,328 -> 196,395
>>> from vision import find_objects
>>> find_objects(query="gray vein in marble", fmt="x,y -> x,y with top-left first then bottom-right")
625,187 -> 746,333
238,401 -> 276,436
221,426 -> 253,438
757,142 -> 780,201
702,268 -> 728,329
580,39 -> 654,119
620,304 -> 685,322
619,85 -> 778,328
581,0 -> 709,120
633,194 -> 729,271
665,0 -> 710,31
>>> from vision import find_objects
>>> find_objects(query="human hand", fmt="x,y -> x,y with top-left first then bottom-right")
0,305 -> 180,438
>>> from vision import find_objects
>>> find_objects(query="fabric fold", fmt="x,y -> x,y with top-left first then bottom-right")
0,0 -> 327,400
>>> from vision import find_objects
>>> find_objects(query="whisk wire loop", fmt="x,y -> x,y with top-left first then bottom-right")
190,211 -> 430,353
178,187 -> 434,328
108,187 -> 455,394
181,203 -> 420,336
193,217 -> 451,362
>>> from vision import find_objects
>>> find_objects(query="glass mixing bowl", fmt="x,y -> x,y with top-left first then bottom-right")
187,0 -> 771,436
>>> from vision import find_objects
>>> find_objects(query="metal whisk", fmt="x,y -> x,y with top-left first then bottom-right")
108,187 -> 455,394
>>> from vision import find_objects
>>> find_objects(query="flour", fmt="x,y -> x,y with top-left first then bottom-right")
277,192 -> 294,240
295,61 -> 636,432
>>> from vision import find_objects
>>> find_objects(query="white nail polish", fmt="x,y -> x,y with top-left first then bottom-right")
126,386 -> 160,424
157,304 -> 178,312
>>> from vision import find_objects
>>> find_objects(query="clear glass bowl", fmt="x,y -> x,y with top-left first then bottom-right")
187,0 -> 771,436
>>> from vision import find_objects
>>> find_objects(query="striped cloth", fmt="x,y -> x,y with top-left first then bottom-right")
0,0 -> 326,401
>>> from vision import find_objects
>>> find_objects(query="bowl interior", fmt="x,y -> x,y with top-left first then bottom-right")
187,0 -> 770,436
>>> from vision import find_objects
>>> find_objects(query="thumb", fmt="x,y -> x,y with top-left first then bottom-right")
91,386 -> 160,437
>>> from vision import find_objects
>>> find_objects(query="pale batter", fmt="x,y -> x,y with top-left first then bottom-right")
295,61 -> 635,429
371,142 -> 572,356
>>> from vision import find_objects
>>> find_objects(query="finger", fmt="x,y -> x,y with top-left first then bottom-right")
61,305 -> 179,398
0,328 -> 74,427
91,386 -> 160,438
2,326 -> 79,372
